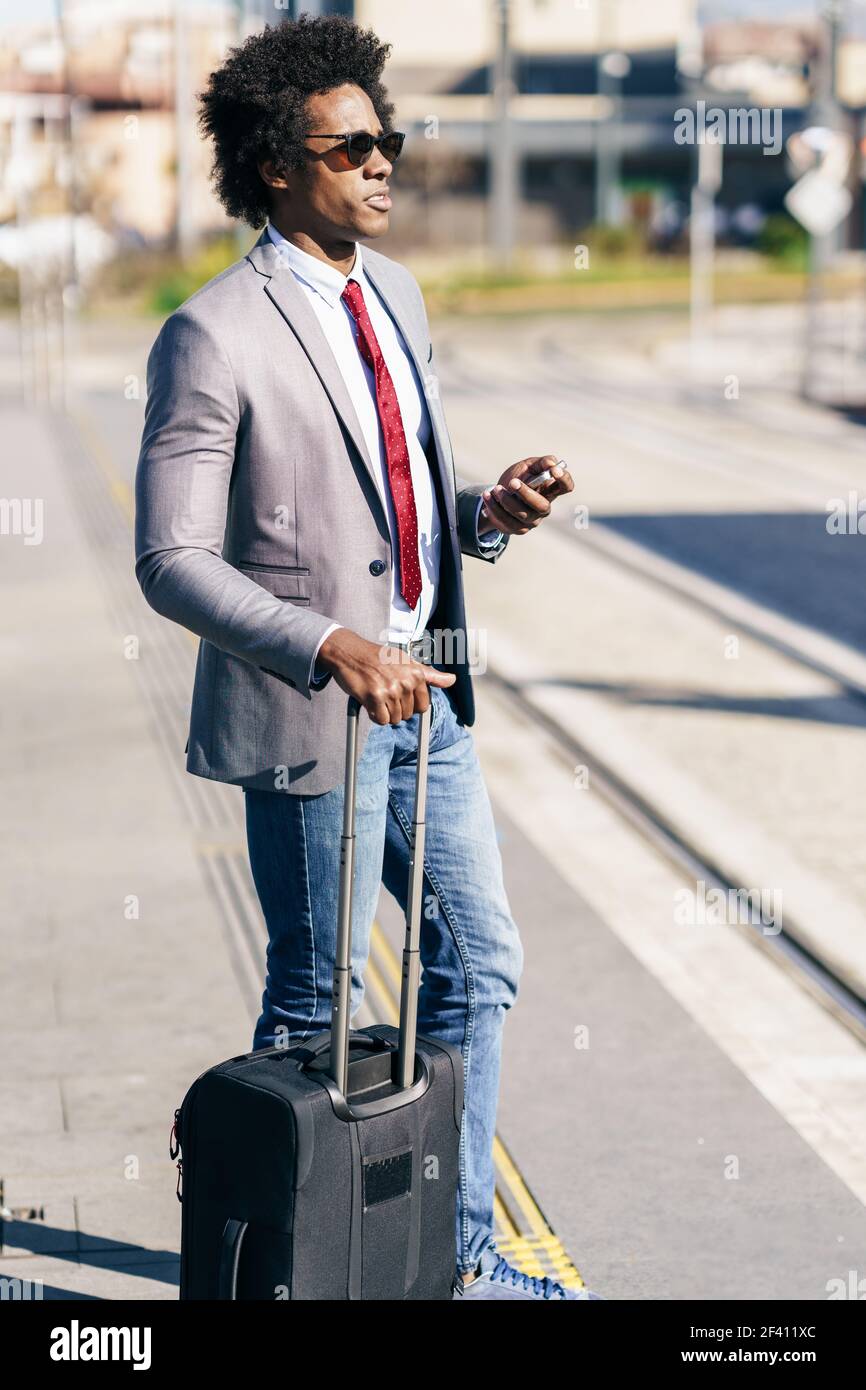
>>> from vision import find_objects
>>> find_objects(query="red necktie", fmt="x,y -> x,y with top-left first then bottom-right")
341,277 -> 422,612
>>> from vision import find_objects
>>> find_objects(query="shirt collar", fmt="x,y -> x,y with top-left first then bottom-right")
266,223 -> 365,309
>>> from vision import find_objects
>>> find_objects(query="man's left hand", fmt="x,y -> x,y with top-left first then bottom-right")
478,456 -> 574,536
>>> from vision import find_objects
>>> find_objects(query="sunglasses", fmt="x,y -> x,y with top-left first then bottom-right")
304,129 -> 406,167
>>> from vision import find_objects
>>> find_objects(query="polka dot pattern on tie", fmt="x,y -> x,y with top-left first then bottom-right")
341,278 -> 422,610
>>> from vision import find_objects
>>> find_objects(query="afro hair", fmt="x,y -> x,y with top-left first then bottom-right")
198,14 -> 396,229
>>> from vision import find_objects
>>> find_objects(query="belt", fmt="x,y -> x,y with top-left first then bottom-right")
390,629 -> 434,664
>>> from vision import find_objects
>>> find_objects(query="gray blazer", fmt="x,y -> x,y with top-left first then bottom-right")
134,228 -> 509,795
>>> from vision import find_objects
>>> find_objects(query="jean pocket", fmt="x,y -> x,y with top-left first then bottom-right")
427,683 -> 447,739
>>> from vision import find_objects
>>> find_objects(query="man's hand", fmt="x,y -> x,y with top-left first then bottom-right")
478,456 -> 573,536
316,628 -> 456,725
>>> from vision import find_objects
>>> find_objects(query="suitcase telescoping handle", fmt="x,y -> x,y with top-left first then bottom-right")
329,693 -> 431,1097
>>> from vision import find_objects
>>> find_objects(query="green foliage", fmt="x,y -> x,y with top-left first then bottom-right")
580,222 -> 646,260
149,236 -> 243,313
756,214 -> 808,267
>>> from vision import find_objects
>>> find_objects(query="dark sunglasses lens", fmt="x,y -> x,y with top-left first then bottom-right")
346,133 -> 376,164
380,133 -> 404,161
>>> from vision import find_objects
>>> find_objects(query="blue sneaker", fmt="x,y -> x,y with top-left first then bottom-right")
452,1246 -> 606,1301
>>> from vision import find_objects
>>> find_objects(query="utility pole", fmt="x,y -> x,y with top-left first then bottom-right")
595,52 -> 629,226
52,0 -> 80,408
490,0 -> 517,271
676,19 -> 721,357
802,0 -> 846,400
690,138 -> 722,351
174,0 -> 195,263
594,0 -> 629,226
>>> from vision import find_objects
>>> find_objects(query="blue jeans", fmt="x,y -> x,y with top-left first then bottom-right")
243,680 -> 524,1275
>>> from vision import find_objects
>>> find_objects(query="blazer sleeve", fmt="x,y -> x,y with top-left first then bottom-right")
134,309 -> 338,698
455,476 -> 509,563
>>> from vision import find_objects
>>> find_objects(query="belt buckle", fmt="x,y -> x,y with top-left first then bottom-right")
410,631 -> 432,664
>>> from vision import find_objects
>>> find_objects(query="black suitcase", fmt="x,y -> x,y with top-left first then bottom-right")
170,695 -> 465,1300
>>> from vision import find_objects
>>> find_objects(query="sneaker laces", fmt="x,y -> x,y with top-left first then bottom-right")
489,1255 -> 566,1299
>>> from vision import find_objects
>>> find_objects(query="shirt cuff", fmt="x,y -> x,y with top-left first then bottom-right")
309,622 -> 342,689
475,495 -> 505,549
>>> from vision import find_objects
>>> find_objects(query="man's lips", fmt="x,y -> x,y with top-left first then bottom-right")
365,189 -> 392,210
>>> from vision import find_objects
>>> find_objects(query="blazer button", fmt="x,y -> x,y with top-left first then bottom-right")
369,559 -> 386,576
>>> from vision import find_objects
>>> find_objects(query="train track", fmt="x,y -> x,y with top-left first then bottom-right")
480,659 -> 866,1046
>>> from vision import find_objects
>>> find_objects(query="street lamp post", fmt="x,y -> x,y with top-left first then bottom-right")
174,0 -> 195,264
801,0 -> 846,400
690,137 -> 722,351
490,0 -> 517,272
595,51 -> 630,227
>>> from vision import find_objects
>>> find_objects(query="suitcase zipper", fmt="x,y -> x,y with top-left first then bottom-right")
172,1087 -> 201,1297
170,1107 -> 182,1199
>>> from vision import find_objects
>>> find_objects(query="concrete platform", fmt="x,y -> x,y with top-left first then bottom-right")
2,377 -> 865,1302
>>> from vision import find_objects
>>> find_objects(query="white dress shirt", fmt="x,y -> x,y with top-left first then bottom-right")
265,224 -> 503,688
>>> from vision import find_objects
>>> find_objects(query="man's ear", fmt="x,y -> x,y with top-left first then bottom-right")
258,157 -> 289,191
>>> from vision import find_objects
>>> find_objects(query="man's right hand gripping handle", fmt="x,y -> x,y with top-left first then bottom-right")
316,628 -> 456,726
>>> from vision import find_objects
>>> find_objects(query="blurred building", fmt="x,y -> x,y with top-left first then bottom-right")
0,1 -> 237,245
0,0 -> 864,257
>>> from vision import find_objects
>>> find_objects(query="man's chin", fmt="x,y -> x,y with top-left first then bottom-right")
355,207 -> 390,237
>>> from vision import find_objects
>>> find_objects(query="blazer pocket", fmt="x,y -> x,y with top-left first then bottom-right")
236,563 -> 311,602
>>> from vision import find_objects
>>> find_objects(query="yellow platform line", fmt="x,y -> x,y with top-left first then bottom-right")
493,1190 -> 519,1240
492,1133 -> 550,1240
71,405 -> 136,526
370,920 -> 403,992
72,405 -> 199,650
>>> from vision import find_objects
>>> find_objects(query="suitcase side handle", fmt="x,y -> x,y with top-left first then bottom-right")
329,693 -> 432,1097
217,1217 -> 248,1300
296,1029 -> 392,1064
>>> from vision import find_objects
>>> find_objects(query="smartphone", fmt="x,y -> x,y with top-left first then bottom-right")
525,467 -> 557,490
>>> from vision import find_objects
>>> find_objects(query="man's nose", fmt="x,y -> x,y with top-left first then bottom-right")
366,149 -> 392,178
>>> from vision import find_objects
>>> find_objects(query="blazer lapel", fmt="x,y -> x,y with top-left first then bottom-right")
246,233 -> 383,518
246,230 -> 459,541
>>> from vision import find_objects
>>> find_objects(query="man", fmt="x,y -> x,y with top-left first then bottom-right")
135,14 -> 595,1301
